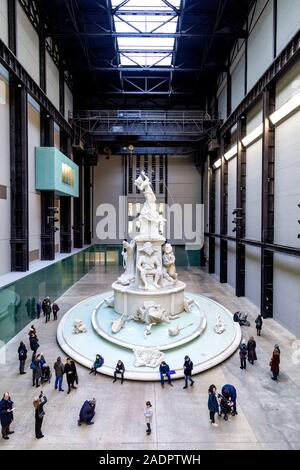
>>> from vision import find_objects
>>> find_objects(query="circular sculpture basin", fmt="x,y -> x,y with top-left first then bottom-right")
91,297 -> 206,351
57,291 -> 241,381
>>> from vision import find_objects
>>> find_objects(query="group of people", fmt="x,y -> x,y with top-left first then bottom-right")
3,303 -> 283,441
208,384 -> 237,427
35,297 -> 60,322
238,314 -> 281,381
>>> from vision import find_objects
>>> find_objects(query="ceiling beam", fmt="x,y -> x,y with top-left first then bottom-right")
90,65 -> 228,72
46,32 -> 237,39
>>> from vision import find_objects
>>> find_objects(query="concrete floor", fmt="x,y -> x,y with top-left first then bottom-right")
1,265 -> 300,450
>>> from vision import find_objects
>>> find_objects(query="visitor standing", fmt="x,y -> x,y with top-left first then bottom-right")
31,354 -> 42,387
65,358 -> 77,394
18,341 -> 27,374
255,315 -> 263,336
29,334 -> 39,359
270,345 -> 280,381
183,355 -> 195,389
247,337 -> 257,365
45,297 -> 51,323
208,385 -> 219,427
54,357 -> 64,391
144,401 -> 153,435
36,300 -> 42,319
0,392 -> 14,440
33,391 -> 47,439
239,341 -> 247,370
52,302 -> 60,320
28,325 -> 37,338
89,354 -> 104,375
113,360 -> 125,384
78,399 -> 96,426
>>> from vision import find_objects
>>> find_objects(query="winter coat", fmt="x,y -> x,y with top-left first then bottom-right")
0,398 -> 14,426
54,360 -> 64,377
183,359 -> 193,376
247,340 -> 257,362
270,351 -> 280,373
115,362 -> 125,373
239,344 -> 247,359
221,384 -> 237,402
29,336 -> 39,352
32,359 -> 42,379
144,407 -> 153,424
255,316 -> 263,330
159,363 -> 170,375
18,344 -> 27,361
79,401 -> 95,422
208,393 -> 219,413
64,363 -> 74,383
52,304 -> 59,314
93,356 -> 104,369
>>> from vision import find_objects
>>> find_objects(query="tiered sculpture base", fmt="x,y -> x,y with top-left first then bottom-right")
112,280 -> 186,317
57,291 -> 241,381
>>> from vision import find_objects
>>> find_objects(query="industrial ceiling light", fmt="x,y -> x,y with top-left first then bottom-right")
269,90 -> 300,125
224,144 -> 238,161
241,123 -> 263,147
213,158 -> 221,170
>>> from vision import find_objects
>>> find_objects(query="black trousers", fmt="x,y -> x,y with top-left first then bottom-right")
209,411 -> 216,423
19,359 -> 25,373
35,416 -> 43,438
114,371 -> 124,381
45,312 -> 50,323
1,424 -> 10,437
240,357 -> 246,369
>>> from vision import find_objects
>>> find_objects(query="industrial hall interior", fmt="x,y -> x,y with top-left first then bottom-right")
0,0 -> 300,452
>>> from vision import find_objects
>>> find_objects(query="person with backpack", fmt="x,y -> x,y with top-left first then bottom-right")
18,341 -> 27,375
255,315 -> 263,336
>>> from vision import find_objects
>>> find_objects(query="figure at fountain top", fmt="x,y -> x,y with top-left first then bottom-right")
134,171 -> 166,240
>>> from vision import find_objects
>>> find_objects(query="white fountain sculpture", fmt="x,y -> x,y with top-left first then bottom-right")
91,170 -> 208,367
214,313 -> 225,334
72,319 -> 87,334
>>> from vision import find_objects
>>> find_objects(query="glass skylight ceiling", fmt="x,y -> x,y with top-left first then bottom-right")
111,0 -> 181,68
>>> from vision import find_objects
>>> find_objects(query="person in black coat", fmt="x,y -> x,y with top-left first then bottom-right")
65,358 -> 78,394
33,391 -> 47,439
255,315 -> 263,336
0,392 -> 14,440
29,334 -> 39,359
183,355 -> 195,389
78,399 -> 96,426
52,303 -> 60,320
247,337 -> 257,365
239,341 -> 247,370
18,341 -> 27,374
113,360 -> 125,384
